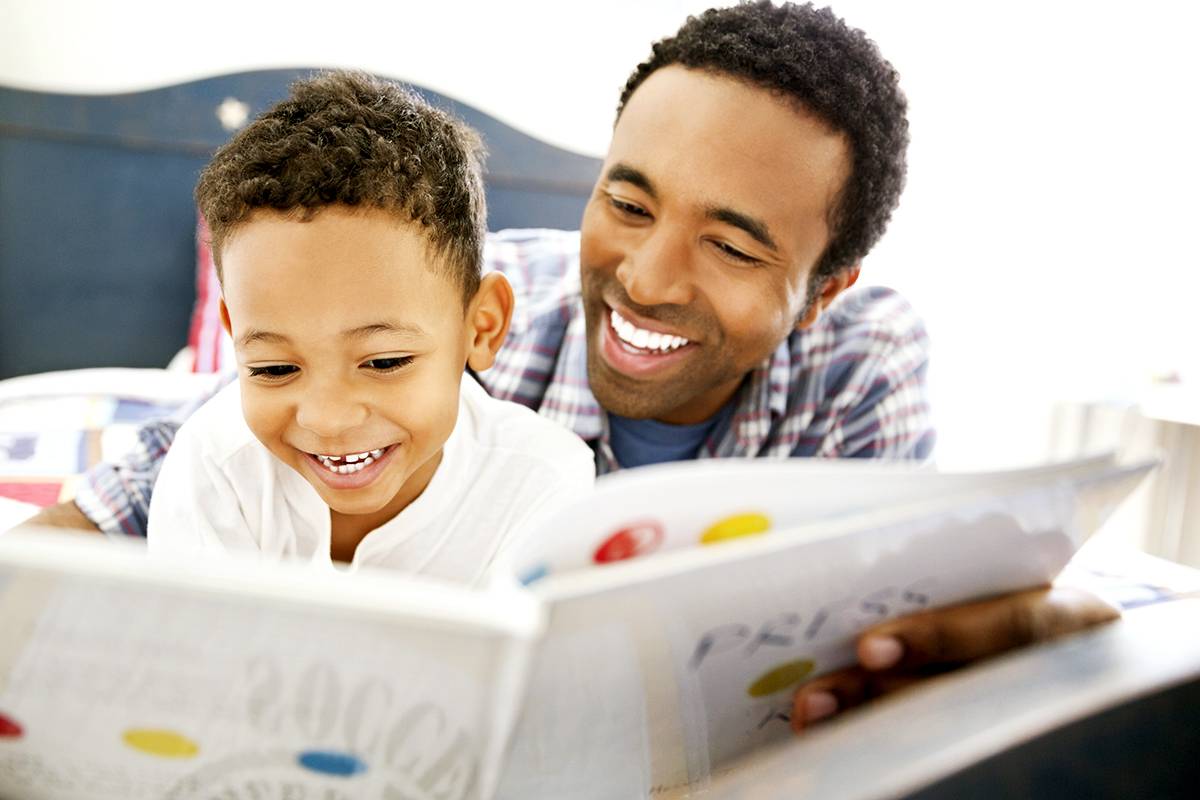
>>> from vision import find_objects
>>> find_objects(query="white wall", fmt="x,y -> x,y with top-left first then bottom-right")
4,0 -> 1198,469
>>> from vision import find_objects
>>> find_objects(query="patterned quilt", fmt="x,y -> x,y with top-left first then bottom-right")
0,368 -> 220,527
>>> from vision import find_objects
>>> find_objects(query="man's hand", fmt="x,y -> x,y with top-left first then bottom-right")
10,500 -> 102,535
790,586 -> 1120,732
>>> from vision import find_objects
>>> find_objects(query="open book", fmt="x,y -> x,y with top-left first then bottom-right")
0,453 -> 1154,800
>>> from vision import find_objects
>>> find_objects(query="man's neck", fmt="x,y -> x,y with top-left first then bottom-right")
652,375 -> 744,425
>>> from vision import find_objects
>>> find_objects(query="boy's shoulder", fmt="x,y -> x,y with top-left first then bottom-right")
457,373 -> 594,479
171,378 -> 264,468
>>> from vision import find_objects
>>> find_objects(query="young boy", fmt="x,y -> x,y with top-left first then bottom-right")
146,72 -> 595,585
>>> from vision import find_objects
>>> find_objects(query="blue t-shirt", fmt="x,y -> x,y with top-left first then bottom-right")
607,404 -> 736,469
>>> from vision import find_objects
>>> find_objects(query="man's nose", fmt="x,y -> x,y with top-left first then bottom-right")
615,228 -> 695,307
295,382 -> 368,439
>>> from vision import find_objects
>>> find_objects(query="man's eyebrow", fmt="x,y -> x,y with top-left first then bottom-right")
604,164 -> 658,200
341,321 -> 428,340
705,206 -> 779,253
606,163 -> 778,253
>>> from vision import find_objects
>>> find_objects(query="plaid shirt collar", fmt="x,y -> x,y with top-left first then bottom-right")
531,303 -> 795,473
472,229 -> 933,474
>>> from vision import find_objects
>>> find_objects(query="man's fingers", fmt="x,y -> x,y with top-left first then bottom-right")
791,588 -> 1121,735
791,668 -> 868,733
858,586 -> 1120,670
791,668 -> 927,733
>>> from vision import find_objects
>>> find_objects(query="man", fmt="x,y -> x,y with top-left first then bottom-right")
21,1 -> 1117,729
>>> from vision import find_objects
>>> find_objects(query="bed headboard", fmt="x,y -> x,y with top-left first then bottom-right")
0,69 -> 602,380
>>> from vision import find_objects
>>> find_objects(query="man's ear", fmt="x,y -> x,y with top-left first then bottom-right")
795,264 -> 861,330
465,272 -> 515,372
219,297 -> 233,337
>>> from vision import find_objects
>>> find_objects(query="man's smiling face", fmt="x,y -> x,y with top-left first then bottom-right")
580,66 -> 853,424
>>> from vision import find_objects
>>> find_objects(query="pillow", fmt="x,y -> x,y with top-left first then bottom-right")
187,215 -> 235,373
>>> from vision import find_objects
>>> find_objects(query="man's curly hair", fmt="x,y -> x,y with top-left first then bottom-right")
618,1 -> 908,283
197,71 -> 486,302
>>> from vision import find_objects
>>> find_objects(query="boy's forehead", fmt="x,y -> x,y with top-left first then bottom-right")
223,206 -> 438,258
220,207 -> 455,282
219,207 -> 464,323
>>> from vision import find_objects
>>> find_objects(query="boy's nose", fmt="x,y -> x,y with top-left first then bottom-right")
295,389 -> 369,439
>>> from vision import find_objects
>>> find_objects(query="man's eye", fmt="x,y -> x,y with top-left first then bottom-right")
247,365 -> 298,379
609,197 -> 651,219
363,356 -> 414,372
714,241 -> 757,264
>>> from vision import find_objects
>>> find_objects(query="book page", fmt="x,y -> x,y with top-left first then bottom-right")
683,597 -> 1200,800
504,454 -> 1122,582
0,534 -> 539,800
496,457 -> 1153,797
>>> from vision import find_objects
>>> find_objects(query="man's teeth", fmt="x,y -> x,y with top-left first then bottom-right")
610,309 -> 689,352
315,448 -> 385,474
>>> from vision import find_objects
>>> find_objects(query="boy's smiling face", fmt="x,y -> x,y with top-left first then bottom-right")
219,206 -> 495,534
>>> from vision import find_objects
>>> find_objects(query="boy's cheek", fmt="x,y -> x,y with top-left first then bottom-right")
237,387 -> 297,460
389,374 -> 460,443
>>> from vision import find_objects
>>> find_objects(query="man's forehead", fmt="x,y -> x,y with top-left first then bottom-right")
607,67 -> 850,243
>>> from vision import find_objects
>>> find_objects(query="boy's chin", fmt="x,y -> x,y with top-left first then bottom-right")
312,483 -> 397,517
291,463 -> 398,518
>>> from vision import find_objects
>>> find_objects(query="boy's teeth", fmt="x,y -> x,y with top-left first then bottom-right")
314,447 -> 387,474
610,309 -> 689,353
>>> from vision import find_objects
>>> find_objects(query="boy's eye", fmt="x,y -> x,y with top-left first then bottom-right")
246,364 -> 298,379
362,356 -> 414,372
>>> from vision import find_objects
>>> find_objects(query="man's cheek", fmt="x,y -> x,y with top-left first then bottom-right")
733,288 -> 796,338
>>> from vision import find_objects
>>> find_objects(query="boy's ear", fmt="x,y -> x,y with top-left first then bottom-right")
795,264 -> 861,330
219,297 -> 233,337
464,272 -> 515,372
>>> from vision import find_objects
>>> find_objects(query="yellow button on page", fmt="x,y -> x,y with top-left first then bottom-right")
747,659 -> 816,697
122,728 -> 200,759
700,512 -> 771,545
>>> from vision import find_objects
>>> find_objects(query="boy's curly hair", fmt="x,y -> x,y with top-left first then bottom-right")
197,70 -> 486,301
619,1 -> 908,283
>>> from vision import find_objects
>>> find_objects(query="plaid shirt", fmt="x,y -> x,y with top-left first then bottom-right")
78,228 -> 934,537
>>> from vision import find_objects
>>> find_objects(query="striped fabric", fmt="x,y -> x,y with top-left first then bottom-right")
74,418 -> 183,537
475,229 -> 935,475
186,216 -> 233,373
77,229 -> 934,537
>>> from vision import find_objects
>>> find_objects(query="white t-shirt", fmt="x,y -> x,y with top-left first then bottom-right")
147,373 -> 595,585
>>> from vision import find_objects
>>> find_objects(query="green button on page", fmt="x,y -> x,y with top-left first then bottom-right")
747,659 -> 815,697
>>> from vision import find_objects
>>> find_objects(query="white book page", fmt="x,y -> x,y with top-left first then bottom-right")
497,457 -> 1153,796
0,533 -> 540,800
686,598 -> 1200,800
504,453 -> 1124,582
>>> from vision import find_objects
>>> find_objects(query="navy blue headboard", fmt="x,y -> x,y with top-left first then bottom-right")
0,69 -> 602,379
